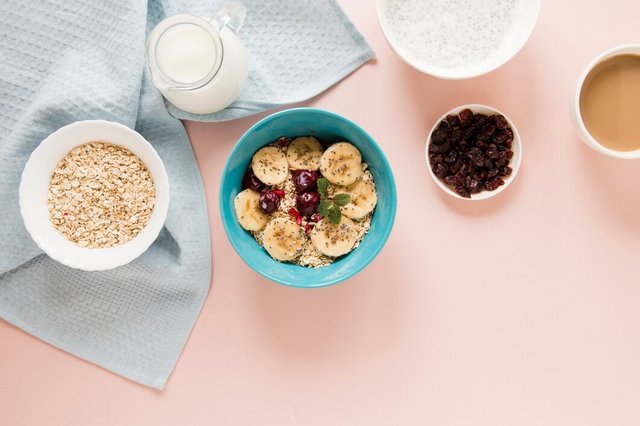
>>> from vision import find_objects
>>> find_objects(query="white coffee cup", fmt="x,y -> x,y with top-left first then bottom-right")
147,4 -> 248,115
573,44 -> 640,159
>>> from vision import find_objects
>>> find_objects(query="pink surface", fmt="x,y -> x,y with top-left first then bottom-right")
3,1 -> 640,425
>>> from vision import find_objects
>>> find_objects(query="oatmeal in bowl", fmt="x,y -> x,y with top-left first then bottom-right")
234,136 -> 378,268
19,120 -> 169,271
220,108 -> 397,288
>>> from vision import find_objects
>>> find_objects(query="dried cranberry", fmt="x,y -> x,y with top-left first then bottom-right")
242,168 -> 265,192
259,190 -> 281,214
292,170 -> 318,193
296,192 -> 320,217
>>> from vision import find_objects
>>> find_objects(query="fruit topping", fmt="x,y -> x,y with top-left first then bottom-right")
242,168 -> 265,192
259,190 -> 282,214
296,192 -> 321,217
292,170 -> 318,193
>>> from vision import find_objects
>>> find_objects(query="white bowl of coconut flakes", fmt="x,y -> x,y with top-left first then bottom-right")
376,0 -> 541,79
19,120 -> 169,271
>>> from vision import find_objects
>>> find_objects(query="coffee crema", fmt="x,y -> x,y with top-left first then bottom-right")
580,54 -> 640,152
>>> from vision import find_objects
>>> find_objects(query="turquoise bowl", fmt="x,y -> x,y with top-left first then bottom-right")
219,108 -> 397,288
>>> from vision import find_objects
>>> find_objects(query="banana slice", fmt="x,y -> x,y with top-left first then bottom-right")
234,189 -> 269,231
251,146 -> 288,185
262,218 -> 306,261
310,217 -> 358,257
338,180 -> 377,220
319,142 -> 363,186
286,137 -> 323,170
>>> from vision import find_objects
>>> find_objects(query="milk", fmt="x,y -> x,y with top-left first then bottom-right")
155,23 -> 217,85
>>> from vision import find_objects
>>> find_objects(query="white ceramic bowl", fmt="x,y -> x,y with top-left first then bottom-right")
19,120 -> 170,270
572,44 -> 640,159
425,104 -> 522,201
376,0 -> 541,79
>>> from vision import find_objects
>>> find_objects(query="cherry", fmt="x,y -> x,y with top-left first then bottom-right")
292,170 -> 318,193
295,192 -> 320,217
259,190 -> 281,214
242,168 -> 265,192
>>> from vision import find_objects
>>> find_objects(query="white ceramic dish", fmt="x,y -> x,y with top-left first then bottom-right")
425,104 -> 522,201
572,44 -> 640,159
19,120 -> 170,271
376,0 -> 541,79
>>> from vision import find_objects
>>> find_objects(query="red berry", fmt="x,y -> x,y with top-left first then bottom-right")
292,170 -> 318,193
288,208 -> 303,225
242,168 -> 265,192
296,192 -> 320,217
259,191 -> 281,214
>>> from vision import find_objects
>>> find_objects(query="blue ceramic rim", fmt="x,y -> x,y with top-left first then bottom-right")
219,107 -> 397,288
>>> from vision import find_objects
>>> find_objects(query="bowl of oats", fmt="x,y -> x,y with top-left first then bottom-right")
219,108 -> 397,288
19,120 -> 169,271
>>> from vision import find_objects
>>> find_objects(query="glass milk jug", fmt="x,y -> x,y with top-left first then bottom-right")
146,4 -> 248,114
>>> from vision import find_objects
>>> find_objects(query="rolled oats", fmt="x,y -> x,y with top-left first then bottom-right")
47,141 -> 155,248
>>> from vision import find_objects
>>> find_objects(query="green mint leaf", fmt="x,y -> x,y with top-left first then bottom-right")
332,193 -> 351,207
317,177 -> 329,197
328,204 -> 341,224
318,198 -> 330,217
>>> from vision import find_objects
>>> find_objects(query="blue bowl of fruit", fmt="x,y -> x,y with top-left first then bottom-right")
219,108 -> 397,288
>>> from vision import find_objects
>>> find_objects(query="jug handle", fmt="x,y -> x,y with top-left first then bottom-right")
212,2 -> 246,33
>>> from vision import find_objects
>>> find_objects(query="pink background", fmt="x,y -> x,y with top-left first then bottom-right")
3,1 -> 640,425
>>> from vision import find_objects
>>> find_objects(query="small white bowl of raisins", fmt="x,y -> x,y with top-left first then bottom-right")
426,104 -> 522,200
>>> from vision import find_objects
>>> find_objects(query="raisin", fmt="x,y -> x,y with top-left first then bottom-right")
433,163 -> 448,178
467,178 -> 482,194
455,186 -> 471,198
429,153 -> 445,166
499,166 -> 513,177
444,150 -> 458,164
444,175 -> 461,187
429,110 -> 514,196
494,115 -> 509,130
450,159 -> 464,175
459,109 -> 473,126
447,114 -> 461,127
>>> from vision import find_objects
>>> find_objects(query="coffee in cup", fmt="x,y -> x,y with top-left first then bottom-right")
574,45 -> 640,158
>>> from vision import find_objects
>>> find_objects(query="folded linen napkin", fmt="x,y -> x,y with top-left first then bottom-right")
0,0 -> 373,388
164,0 -> 375,121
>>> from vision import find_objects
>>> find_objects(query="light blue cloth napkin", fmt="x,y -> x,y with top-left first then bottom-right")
0,0 -> 373,388
163,0 -> 375,121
